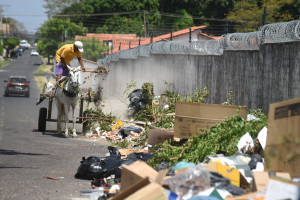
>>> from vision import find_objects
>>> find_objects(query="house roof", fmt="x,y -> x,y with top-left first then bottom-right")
153,26 -> 206,42
76,26 -> 221,54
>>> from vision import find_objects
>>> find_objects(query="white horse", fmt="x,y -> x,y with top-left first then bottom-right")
55,65 -> 80,137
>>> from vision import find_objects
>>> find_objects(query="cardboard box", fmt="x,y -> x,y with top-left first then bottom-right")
111,177 -> 168,200
120,161 -> 158,191
252,172 -> 291,192
111,163 -> 170,200
125,181 -> 167,200
265,97 -> 300,178
265,176 -> 299,200
174,101 -> 247,139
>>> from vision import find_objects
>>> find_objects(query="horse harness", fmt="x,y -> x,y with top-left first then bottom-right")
61,76 -> 79,97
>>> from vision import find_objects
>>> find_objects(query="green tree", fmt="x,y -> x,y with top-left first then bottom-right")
3,37 -> 20,50
59,0 -> 161,35
43,0 -> 80,17
171,9 -> 194,30
226,0 -> 294,32
81,37 -> 108,61
37,18 -> 85,63
36,39 -> 57,64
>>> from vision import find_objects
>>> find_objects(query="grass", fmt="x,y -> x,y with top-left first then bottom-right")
0,59 -> 10,68
34,62 -> 56,92
36,63 -> 53,73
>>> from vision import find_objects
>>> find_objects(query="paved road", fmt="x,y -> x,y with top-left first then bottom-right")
0,50 -> 110,200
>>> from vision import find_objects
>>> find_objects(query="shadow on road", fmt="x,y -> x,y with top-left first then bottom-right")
32,129 -> 84,138
0,148 -> 48,156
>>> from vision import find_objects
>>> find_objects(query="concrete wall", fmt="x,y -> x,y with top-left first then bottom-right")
100,41 -> 300,115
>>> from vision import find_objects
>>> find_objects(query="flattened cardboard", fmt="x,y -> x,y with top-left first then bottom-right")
125,181 -> 167,200
265,176 -> 299,200
120,161 -> 158,191
174,101 -> 247,139
265,97 -> 300,178
110,178 -> 151,200
252,172 -> 291,192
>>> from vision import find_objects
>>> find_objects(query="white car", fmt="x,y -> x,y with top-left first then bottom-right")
20,40 -> 30,49
31,49 -> 39,56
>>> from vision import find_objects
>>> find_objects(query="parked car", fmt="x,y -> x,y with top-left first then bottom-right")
17,46 -> 25,52
31,49 -> 39,56
4,76 -> 30,97
15,49 -> 22,56
10,51 -> 19,58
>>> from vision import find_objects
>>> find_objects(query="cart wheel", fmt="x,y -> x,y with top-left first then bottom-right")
38,107 -> 47,132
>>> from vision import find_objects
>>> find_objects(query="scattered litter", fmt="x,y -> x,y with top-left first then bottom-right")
237,132 -> 254,153
257,126 -> 267,150
43,176 -> 64,180
247,114 -> 260,121
163,164 -> 211,200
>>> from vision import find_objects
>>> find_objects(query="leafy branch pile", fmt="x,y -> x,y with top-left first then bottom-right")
147,110 -> 267,168
83,108 -> 116,132
133,82 -> 210,129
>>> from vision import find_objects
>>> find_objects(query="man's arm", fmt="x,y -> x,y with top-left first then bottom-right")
78,57 -> 86,71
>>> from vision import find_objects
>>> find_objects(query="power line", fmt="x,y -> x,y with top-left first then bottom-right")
53,10 -> 255,24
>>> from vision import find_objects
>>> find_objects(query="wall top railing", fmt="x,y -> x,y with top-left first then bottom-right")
97,20 -> 300,66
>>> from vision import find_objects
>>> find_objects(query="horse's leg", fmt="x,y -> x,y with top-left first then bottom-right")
56,102 -> 62,133
71,104 -> 77,137
64,104 -> 69,138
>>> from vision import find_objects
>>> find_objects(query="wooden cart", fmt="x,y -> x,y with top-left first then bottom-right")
37,86 -> 95,132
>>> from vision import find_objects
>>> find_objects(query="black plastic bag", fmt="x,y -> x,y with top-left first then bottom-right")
118,126 -> 143,138
121,152 -> 153,166
127,89 -> 148,116
128,89 -> 143,103
75,146 -> 122,180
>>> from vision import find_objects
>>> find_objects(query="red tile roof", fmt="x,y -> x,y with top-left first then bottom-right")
76,26 -> 221,54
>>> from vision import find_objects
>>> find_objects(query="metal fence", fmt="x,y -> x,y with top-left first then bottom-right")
97,20 -> 300,66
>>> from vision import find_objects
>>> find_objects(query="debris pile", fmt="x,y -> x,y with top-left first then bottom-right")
76,84 -> 300,200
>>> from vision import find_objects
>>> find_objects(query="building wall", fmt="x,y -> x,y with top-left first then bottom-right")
100,41 -> 300,115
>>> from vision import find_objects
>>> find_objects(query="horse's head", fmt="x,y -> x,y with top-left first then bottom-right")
66,65 -> 80,90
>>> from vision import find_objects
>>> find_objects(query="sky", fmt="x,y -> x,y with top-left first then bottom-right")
0,0 -> 48,34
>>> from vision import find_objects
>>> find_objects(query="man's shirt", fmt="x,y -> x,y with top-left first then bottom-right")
55,44 -> 82,65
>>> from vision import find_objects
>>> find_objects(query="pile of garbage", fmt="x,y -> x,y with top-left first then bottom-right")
77,83 -> 300,199
75,124 -> 300,200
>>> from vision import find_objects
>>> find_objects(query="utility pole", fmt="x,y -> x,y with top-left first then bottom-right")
262,7 -> 267,26
143,11 -> 146,37
0,4 -> 9,42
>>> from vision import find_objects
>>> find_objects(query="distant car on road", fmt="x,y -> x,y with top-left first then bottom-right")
31,49 -> 39,56
10,50 -> 21,58
20,40 -> 30,49
15,49 -> 22,56
17,46 -> 25,52
4,76 -> 30,97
